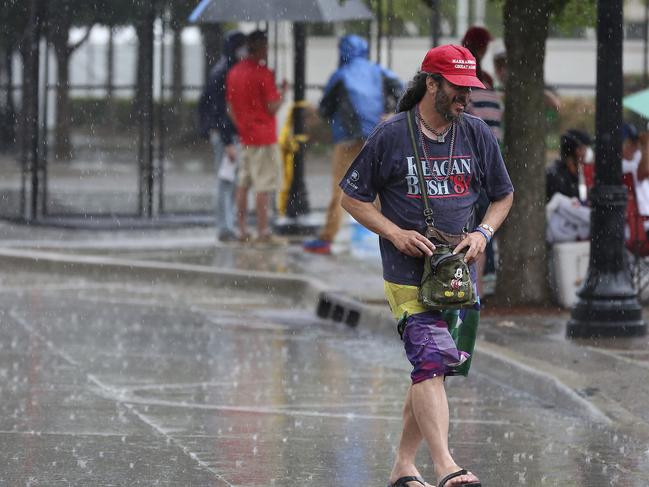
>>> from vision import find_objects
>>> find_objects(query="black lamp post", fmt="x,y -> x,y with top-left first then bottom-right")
284,22 -> 310,219
567,0 -> 646,338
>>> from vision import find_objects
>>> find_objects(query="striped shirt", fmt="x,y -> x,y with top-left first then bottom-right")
466,88 -> 503,144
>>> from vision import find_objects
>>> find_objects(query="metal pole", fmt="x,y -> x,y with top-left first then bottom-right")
642,1 -> 649,88
41,35 -> 49,217
376,0 -> 382,65
387,0 -> 394,69
137,2 -> 155,218
286,22 -> 310,219
146,4 -> 155,218
457,0 -> 469,37
158,11 -> 166,215
27,0 -> 43,221
273,21 -> 279,76
430,0 -> 441,48
567,0 -> 646,338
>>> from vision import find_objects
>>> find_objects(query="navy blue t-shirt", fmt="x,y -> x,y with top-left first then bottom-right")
340,110 -> 514,286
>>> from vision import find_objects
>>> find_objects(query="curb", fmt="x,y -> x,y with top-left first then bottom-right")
474,341 -> 611,424
0,246 -> 611,425
0,247 -> 326,307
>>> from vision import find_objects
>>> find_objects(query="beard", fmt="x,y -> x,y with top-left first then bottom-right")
434,87 -> 468,122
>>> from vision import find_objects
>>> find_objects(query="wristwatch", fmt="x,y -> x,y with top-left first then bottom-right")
479,223 -> 495,236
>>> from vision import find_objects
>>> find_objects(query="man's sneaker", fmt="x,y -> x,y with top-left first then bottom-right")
303,238 -> 332,255
218,230 -> 239,243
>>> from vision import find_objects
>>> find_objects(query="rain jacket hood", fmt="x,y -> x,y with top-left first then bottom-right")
320,36 -> 403,143
223,30 -> 247,68
197,30 -> 245,143
338,35 -> 369,66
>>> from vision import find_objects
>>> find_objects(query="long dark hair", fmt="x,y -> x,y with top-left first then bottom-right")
396,72 -> 442,112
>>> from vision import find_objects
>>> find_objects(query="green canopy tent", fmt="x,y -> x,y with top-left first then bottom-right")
623,88 -> 649,119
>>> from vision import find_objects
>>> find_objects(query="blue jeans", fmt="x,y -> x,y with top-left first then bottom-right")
210,131 -> 237,236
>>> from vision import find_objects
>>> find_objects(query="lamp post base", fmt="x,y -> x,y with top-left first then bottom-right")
273,215 -> 319,236
567,298 -> 646,338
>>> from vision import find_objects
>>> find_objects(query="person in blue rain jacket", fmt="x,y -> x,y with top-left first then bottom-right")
304,34 -> 403,255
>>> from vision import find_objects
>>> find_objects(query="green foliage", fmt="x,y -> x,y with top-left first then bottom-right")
168,0 -> 197,27
496,0 -> 595,37
94,0 -> 139,26
549,0 -> 596,36
332,0 -> 459,37
46,0 -> 98,29
0,1 -> 28,47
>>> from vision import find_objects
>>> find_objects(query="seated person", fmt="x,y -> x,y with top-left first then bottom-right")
545,129 -> 593,243
622,122 -> 649,233
622,123 -> 649,203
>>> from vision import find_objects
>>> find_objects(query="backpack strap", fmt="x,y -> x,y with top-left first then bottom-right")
406,109 -> 435,234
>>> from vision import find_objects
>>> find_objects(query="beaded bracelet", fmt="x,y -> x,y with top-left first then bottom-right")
474,226 -> 492,243
479,222 -> 495,236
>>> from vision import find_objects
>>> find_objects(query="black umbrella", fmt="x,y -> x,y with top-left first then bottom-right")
189,0 -> 374,224
189,0 -> 373,23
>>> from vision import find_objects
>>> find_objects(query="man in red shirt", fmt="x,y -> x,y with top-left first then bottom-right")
226,30 -> 287,244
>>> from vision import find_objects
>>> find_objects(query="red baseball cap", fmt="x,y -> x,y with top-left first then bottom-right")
420,45 -> 485,89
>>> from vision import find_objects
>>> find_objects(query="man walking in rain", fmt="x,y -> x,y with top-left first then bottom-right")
341,45 -> 513,487
303,34 -> 403,255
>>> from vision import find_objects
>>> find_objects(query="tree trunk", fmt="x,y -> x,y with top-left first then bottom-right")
495,0 -> 553,305
53,35 -> 72,161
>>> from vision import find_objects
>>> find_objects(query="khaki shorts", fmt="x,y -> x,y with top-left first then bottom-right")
238,145 -> 282,192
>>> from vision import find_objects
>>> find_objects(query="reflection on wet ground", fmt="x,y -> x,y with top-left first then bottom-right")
0,270 -> 648,485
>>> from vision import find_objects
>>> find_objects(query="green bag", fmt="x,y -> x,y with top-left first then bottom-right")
419,245 -> 477,310
442,308 -> 479,376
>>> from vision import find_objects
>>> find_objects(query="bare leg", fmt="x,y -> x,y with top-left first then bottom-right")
389,386 -> 430,486
236,186 -> 249,238
410,377 -> 480,486
256,191 -> 270,236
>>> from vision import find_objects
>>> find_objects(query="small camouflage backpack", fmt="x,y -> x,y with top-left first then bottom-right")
419,245 -> 477,310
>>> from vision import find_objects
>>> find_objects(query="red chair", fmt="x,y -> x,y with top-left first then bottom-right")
623,173 -> 649,296
583,163 -> 595,190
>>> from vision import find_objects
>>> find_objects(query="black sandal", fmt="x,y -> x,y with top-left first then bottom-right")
387,475 -> 426,487
437,469 -> 481,487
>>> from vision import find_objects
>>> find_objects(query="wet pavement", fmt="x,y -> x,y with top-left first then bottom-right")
1,263 -> 649,486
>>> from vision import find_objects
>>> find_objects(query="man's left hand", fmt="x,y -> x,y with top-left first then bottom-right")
453,231 -> 488,264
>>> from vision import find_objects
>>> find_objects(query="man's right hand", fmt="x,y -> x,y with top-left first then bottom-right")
225,144 -> 237,162
390,229 -> 435,257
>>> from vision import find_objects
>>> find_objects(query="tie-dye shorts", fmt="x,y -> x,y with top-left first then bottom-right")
384,281 -> 473,383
